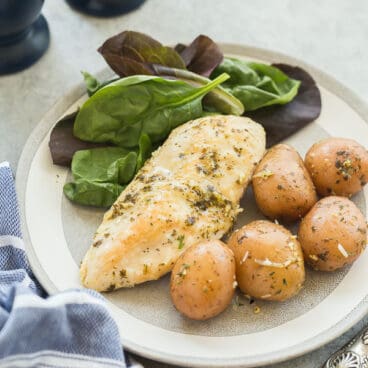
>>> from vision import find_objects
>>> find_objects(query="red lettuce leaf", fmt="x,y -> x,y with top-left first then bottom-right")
99,53 -> 155,77
176,35 -> 223,77
98,30 -> 185,77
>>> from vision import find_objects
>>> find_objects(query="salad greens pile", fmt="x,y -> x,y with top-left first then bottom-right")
211,58 -> 300,111
49,31 -> 321,208
95,31 -> 299,113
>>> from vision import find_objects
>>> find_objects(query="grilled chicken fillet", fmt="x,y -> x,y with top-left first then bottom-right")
80,115 -> 265,291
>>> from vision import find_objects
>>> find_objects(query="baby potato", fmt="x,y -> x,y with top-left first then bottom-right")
305,137 -> 368,197
228,220 -> 305,302
170,240 -> 235,320
298,196 -> 367,271
253,144 -> 317,222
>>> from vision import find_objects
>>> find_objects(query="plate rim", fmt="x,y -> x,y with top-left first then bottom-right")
16,43 -> 368,368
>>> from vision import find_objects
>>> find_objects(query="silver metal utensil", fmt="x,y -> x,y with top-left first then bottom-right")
322,328 -> 368,367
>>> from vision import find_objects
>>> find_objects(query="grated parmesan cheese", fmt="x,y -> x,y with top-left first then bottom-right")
253,169 -> 274,179
337,243 -> 349,258
254,258 -> 293,268
240,251 -> 249,264
260,294 -> 272,299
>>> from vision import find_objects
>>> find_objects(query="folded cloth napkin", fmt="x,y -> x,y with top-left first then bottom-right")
0,162 -> 141,368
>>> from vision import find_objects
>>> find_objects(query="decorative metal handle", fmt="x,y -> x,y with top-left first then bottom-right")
322,328 -> 368,367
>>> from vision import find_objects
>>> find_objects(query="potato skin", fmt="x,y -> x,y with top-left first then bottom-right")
298,196 -> 367,271
170,240 -> 235,320
253,144 -> 317,222
228,220 -> 305,302
305,137 -> 368,197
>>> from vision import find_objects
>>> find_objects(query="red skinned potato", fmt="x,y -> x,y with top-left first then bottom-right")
298,196 -> 367,271
305,137 -> 368,197
228,220 -> 305,302
170,240 -> 236,320
252,144 -> 317,222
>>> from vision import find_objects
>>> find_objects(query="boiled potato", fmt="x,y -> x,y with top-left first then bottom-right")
305,137 -> 368,197
253,144 -> 317,222
170,240 -> 235,320
298,196 -> 367,271
228,220 -> 305,302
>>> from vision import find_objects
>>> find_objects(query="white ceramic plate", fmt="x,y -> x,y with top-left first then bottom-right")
17,44 -> 368,368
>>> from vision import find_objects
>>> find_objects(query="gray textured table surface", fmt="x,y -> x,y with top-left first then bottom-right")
1,0 -> 368,367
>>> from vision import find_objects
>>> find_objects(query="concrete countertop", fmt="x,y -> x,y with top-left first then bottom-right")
1,0 -> 367,367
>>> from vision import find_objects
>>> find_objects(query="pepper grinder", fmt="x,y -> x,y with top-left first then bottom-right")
0,0 -> 50,75
65,0 -> 146,17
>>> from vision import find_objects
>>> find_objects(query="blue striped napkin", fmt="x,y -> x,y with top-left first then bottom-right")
0,162 -> 142,368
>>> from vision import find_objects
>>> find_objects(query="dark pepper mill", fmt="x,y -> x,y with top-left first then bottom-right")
0,0 -> 50,75
66,0 -> 146,17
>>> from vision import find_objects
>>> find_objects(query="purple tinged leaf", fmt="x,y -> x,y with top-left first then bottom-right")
99,30 -> 161,55
119,45 -> 147,62
101,53 -> 154,77
177,35 -> 223,77
98,30 -> 185,77
49,111 -> 110,167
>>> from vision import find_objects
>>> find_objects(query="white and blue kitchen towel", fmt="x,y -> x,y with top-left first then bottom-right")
0,162 -> 141,368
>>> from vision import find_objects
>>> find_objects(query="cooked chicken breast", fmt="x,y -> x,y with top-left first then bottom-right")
80,115 -> 265,291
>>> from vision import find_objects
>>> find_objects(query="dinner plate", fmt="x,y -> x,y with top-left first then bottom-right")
16,44 -> 368,368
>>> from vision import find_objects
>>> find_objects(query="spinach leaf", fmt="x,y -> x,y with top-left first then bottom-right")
245,63 -> 321,147
80,66 -> 243,116
150,65 -> 244,116
64,147 -> 138,207
136,134 -> 153,170
82,71 -> 102,96
71,147 -> 137,184
211,58 -> 300,111
109,152 -> 137,184
64,180 -> 125,208
82,71 -> 118,97
73,73 -> 230,147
